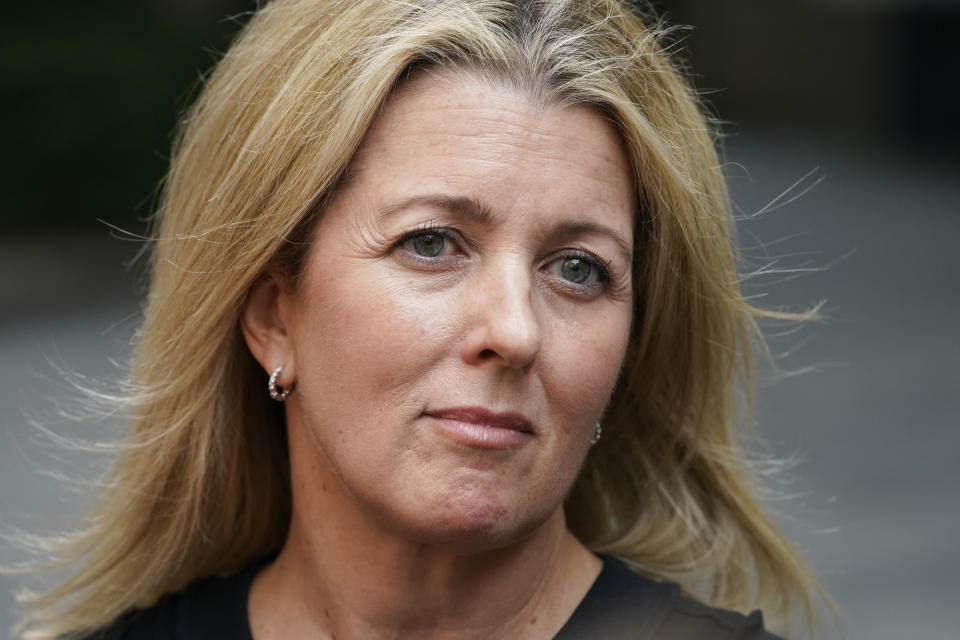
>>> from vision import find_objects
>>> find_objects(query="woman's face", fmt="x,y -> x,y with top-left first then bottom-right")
277,71 -> 635,549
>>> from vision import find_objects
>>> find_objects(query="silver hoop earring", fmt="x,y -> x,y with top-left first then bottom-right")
268,365 -> 293,402
590,422 -> 602,446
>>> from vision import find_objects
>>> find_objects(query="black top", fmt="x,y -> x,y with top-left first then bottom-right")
84,556 -> 782,639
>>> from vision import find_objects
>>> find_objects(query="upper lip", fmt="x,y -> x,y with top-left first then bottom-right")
427,407 -> 534,433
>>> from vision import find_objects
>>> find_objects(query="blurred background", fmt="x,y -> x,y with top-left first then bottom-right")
2,1 -> 958,638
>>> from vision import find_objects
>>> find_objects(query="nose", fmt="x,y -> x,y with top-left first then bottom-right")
460,261 -> 542,371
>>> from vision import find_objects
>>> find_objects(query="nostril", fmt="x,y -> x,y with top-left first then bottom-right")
479,348 -> 497,359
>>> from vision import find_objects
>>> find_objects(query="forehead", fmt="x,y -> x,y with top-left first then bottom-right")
342,68 -> 636,236
356,69 -> 631,170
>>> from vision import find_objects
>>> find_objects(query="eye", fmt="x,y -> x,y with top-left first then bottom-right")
394,226 -> 464,265
559,257 -> 594,284
410,232 -> 446,257
544,251 -> 611,293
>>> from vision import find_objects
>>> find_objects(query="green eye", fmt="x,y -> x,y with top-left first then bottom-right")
412,233 -> 445,257
560,257 -> 593,284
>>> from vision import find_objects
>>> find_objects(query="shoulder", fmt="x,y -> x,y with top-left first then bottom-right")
556,555 -> 783,640
75,595 -> 176,640
664,596 -> 782,640
76,560 -> 263,640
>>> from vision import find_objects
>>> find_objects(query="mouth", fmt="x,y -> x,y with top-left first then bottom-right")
425,407 -> 534,449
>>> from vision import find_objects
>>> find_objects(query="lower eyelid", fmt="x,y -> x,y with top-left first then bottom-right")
399,248 -> 460,265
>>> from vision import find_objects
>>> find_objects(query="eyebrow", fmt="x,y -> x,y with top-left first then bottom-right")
377,193 -> 632,263
377,194 -> 491,223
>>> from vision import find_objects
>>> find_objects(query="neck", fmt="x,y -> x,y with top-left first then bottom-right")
248,427 -> 600,639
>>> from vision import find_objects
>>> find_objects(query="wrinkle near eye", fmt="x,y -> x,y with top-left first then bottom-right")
324,193 -> 409,260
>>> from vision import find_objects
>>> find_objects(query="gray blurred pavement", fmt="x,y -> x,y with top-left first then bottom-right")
2,130 -> 958,639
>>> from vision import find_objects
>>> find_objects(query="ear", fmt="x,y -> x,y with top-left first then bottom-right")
240,271 -> 297,388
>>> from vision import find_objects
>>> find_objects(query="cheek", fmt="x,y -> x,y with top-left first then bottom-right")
543,309 -> 632,421
291,264 -> 455,408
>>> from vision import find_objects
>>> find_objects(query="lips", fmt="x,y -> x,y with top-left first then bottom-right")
425,407 -> 534,449
428,407 -> 533,431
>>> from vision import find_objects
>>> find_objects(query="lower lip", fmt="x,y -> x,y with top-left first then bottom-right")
429,416 -> 532,449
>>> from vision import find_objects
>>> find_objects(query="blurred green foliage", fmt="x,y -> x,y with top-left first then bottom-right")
1,1 -> 252,233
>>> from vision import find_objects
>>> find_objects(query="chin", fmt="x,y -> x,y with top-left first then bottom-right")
396,490 -> 554,553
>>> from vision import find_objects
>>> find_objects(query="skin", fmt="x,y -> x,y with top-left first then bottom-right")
241,70 -> 636,639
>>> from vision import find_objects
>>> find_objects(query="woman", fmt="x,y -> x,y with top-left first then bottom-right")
15,0 -> 826,638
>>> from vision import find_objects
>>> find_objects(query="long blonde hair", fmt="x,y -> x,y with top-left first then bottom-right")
15,1 -> 826,637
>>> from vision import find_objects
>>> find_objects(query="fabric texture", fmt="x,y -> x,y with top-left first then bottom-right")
81,555 -> 782,639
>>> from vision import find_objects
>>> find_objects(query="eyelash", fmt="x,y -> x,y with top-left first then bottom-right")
394,225 -> 614,289
396,223 -> 455,243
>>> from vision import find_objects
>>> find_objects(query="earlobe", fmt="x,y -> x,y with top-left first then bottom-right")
240,272 -> 296,382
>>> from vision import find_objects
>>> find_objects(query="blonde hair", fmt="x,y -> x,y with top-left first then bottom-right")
15,1 -> 826,637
